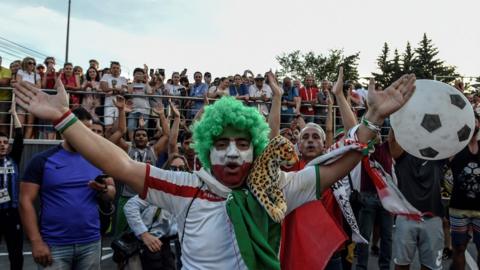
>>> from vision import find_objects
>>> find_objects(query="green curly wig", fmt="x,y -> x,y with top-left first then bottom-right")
191,96 -> 270,170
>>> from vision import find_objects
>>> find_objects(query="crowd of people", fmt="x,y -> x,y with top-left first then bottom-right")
0,54 -> 478,270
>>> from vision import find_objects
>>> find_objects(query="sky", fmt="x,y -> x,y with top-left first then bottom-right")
0,0 -> 479,80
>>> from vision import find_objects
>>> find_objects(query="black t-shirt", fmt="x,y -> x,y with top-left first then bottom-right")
449,144 -> 480,211
395,152 -> 446,217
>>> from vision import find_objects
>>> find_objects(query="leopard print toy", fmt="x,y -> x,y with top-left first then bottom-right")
247,135 -> 299,222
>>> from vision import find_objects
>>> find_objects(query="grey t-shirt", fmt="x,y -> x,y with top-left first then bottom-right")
394,152 -> 446,217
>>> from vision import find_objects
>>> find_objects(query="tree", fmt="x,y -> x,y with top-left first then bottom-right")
402,42 -> 414,74
276,49 -> 360,82
371,42 -> 392,88
390,49 -> 403,84
412,33 -> 458,82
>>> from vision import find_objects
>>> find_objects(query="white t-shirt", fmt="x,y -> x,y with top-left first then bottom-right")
100,74 -> 128,106
208,86 -> 230,97
165,84 -> 185,96
17,69 -> 40,85
141,165 -> 318,269
248,84 -> 272,115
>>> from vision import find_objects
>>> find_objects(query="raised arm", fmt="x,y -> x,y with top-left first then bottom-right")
319,75 -> 415,192
387,128 -> 404,159
324,93 -> 334,147
108,96 -> 129,151
331,67 -> 357,131
267,72 -> 283,139
151,102 -> 169,156
14,81 -> 146,194
168,99 -> 181,155
10,100 -> 24,164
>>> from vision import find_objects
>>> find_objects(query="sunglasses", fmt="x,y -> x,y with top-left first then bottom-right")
27,62 -> 36,65
168,165 -> 187,171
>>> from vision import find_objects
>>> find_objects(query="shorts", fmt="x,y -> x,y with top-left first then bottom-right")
393,215 -> 443,270
449,208 -> 480,247
104,106 -> 118,126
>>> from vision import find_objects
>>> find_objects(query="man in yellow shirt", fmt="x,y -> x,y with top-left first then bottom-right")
0,56 -> 13,133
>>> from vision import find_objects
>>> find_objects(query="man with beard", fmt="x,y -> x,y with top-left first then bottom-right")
13,71 -> 415,269
448,113 -> 480,270
109,96 -> 170,236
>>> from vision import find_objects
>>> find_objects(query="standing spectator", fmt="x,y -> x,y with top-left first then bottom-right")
89,59 -> 100,70
299,74 -> 319,123
204,72 -> 212,86
316,80 -> 331,124
127,68 -> 153,140
16,57 -> 41,139
0,103 -> 23,270
123,195 -> 178,270
208,77 -> 230,98
100,61 -> 128,135
0,56 -> 12,134
60,63 -> 82,109
389,131 -> 445,270
229,74 -> 249,101
81,67 -> 102,121
73,66 -> 84,85
41,57 -> 57,90
36,64 -> 45,81
448,113 -> 480,270
19,108 -> 116,269
165,72 -> 186,111
355,136 -> 394,270
248,74 -> 272,116
281,77 -> 300,125
187,71 -> 208,119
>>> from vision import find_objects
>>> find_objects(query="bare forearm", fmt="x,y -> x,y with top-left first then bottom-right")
169,117 -> 180,154
19,201 -> 43,242
118,108 -> 127,134
268,95 -> 281,139
335,92 -> 357,130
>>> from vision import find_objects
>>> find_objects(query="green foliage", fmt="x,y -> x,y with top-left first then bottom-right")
276,49 -> 359,83
372,33 -> 458,88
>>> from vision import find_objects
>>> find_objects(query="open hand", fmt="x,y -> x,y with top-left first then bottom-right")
366,74 -> 416,123
332,66 -> 344,96
266,71 -> 284,97
168,99 -> 180,118
141,232 -> 163,253
14,79 -> 69,121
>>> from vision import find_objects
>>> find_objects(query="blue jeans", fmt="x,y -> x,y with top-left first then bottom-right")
127,112 -> 149,131
39,240 -> 101,270
355,193 -> 393,270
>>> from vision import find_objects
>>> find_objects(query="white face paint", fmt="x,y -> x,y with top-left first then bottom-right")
210,141 -> 253,166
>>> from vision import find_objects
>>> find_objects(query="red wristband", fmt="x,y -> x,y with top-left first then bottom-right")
53,110 -> 72,126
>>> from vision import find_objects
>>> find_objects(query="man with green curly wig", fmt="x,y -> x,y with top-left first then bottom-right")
13,71 -> 416,269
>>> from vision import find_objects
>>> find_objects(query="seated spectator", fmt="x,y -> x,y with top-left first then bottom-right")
41,57 -> 57,90
0,56 -> 12,134
299,74 -> 319,123
16,57 -> 41,139
127,68 -> 153,140
208,77 -> 230,98
123,195 -> 178,270
248,74 -> 272,116
229,74 -> 249,101
60,62 -> 82,108
81,67 -> 102,121
281,77 -> 300,125
100,61 -> 128,135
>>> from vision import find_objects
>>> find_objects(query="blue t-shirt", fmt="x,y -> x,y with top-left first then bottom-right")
23,145 -> 102,245
282,86 -> 299,114
229,84 -> 248,97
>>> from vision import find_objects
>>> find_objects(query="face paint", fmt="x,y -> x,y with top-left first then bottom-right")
210,141 -> 253,188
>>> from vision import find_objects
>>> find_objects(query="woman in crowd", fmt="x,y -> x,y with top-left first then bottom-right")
81,67 -> 102,121
16,57 -> 41,139
73,65 -> 84,85
162,153 -> 191,173
207,77 -> 230,98
60,62 -> 82,109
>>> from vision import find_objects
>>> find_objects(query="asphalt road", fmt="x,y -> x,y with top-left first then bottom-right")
1,237 -> 478,269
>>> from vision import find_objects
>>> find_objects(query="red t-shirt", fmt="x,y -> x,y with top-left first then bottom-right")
61,73 -> 80,105
299,87 -> 319,115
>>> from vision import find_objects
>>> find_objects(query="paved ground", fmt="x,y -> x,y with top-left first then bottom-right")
1,237 -> 478,269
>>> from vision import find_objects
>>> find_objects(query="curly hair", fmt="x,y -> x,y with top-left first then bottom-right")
192,97 -> 270,169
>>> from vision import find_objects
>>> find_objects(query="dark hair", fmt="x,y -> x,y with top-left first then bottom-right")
219,77 -> 228,83
85,67 -> 100,82
102,68 -> 110,74
182,131 -> 193,142
63,62 -> 73,68
180,77 -> 189,85
89,59 -> 99,65
92,120 -> 104,128
0,131 -> 8,139
133,128 -> 148,139
133,68 -> 144,75
162,153 -> 191,172
72,107 -> 93,121
110,61 -> 120,67
44,56 -> 55,65
194,71 -> 202,77
204,72 -> 211,77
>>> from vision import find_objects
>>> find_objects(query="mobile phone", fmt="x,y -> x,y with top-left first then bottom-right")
158,69 -> 165,77
149,69 -> 154,77
95,174 -> 108,184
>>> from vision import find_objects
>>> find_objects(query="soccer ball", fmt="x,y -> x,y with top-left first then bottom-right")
390,79 -> 475,160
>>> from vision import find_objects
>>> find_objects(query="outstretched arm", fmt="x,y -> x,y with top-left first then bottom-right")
267,72 -> 283,139
332,67 -> 357,131
108,96 -> 129,152
151,102 -> 169,156
14,81 -> 146,194
168,99 -> 181,155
